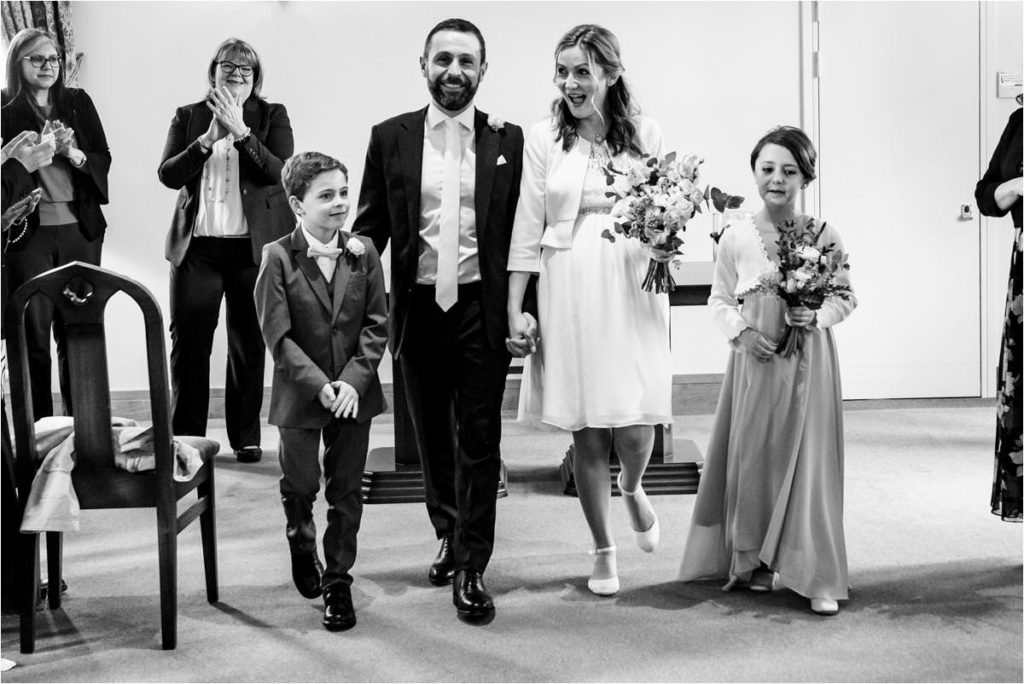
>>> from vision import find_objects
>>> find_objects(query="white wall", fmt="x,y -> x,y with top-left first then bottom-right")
980,0 -> 1023,397
71,0 -> 800,391
44,1 -> 1020,400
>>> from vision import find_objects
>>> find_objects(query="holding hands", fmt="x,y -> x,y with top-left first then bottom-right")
506,311 -> 539,357
2,130 -> 56,172
735,327 -> 777,362
318,380 -> 360,419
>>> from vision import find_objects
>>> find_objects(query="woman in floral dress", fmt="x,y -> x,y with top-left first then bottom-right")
975,99 -> 1022,523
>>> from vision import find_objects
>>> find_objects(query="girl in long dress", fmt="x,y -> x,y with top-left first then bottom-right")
506,24 -> 673,597
679,127 -> 857,615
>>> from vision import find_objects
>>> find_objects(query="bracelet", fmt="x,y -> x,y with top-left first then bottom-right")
70,152 -> 86,168
235,127 -> 252,144
197,137 -> 211,153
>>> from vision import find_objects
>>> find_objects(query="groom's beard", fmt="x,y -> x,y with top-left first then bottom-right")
429,74 -> 478,113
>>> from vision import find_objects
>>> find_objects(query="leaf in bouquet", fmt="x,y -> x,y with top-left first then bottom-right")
709,187 -> 727,212
604,191 -> 619,199
647,156 -> 658,168
600,229 -> 616,243
725,194 -> 745,209
663,151 -> 677,165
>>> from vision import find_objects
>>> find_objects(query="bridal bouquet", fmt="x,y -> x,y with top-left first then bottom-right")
601,151 -> 705,293
772,218 -> 853,357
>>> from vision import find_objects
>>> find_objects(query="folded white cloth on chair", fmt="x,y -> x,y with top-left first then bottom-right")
20,416 -> 205,533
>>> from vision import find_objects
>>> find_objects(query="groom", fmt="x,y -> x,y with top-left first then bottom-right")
352,18 -> 524,623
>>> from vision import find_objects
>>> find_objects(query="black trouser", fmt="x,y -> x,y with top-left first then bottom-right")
6,223 -> 102,418
278,419 -> 371,589
399,283 -> 510,573
169,236 -> 264,449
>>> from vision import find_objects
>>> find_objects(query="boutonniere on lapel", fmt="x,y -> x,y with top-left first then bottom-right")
344,236 -> 367,268
487,115 -> 505,132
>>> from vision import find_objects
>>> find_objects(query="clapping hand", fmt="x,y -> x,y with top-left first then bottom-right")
506,311 -> 539,357
207,86 -> 248,139
735,327 -> 777,362
1,131 -> 56,173
43,120 -> 85,166
2,188 -> 42,232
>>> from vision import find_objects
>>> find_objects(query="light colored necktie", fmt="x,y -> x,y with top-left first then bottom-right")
436,119 -> 462,311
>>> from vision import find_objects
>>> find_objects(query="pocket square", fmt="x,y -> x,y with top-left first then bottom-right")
496,154 -> 507,166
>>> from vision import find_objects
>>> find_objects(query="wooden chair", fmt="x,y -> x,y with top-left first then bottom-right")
7,261 -> 219,652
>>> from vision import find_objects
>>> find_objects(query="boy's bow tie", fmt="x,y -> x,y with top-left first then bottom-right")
307,244 -> 345,259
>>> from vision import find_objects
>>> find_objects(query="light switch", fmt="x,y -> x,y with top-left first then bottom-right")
997,72 -> 1023,99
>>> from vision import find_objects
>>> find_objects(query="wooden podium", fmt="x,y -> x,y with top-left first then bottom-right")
559,261 -> 713,497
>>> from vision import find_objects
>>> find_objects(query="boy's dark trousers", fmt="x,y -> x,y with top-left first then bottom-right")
278,418 -> 371,589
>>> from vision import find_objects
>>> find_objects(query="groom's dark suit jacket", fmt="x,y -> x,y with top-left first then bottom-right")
352,107 -> 524,356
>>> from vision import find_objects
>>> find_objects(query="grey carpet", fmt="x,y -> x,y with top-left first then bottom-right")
2,405 -> 1021,682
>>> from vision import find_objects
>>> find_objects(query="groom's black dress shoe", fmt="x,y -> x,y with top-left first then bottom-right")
234,446 -> 262,463
322,584 -> 356,632
428,536 -> 455,586
453,569 -> 495,624
290,549 -> 324,599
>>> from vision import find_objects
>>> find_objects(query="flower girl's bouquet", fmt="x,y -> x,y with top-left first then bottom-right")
771,218 -> 853,357
601,152 -> 706,293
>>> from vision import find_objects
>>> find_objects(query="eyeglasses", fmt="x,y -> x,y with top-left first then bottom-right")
217,61 -> 254,77
23,55 -> 61,69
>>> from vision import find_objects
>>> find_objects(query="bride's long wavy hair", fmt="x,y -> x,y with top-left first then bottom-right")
550,24 -> 642,157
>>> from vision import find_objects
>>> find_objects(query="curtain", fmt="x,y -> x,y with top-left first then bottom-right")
1,1 -> 81,86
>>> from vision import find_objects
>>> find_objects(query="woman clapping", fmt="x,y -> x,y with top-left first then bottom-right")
1,28 -> 111,419
158,38 -> 294,463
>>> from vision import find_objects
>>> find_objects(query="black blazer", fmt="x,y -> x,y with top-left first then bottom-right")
976,108 -> 1023,229
0,88 -> 111,247
352,107 -> 524,356
157,97 -> 294,266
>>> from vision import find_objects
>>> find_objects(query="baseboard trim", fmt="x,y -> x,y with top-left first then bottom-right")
93,374 -> 726,423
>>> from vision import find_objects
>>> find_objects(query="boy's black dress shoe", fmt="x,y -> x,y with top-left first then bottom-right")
291,550 -> 324,599
235,446 -> 262,463
452,569 -> 494,624
323,584 -> 357,632
428,536 -> 455,586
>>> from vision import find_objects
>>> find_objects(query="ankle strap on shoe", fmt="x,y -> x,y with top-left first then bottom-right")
589,545 -> 617,556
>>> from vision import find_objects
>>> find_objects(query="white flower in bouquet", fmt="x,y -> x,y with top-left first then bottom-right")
796,245 -> 821,261
626,163 -> 649,187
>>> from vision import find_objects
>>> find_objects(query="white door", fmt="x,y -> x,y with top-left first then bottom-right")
817,1 -> 981,399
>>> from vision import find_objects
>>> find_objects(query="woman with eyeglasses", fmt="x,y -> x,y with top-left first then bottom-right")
1,28 -> 110,419
158,37 -> 294,463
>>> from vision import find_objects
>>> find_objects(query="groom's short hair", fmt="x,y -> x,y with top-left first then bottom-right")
423,18 -> 486,64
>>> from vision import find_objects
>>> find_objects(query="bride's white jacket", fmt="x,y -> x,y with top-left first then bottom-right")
507,116 -> 664,273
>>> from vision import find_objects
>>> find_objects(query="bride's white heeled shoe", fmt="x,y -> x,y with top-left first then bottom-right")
587,546 -> 619,596
617,471 -> 659,553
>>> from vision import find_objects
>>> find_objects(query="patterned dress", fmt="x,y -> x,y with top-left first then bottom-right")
975,108 -> 1023,523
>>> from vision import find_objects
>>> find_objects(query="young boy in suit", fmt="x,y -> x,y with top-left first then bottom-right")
254,151 -> 388,632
